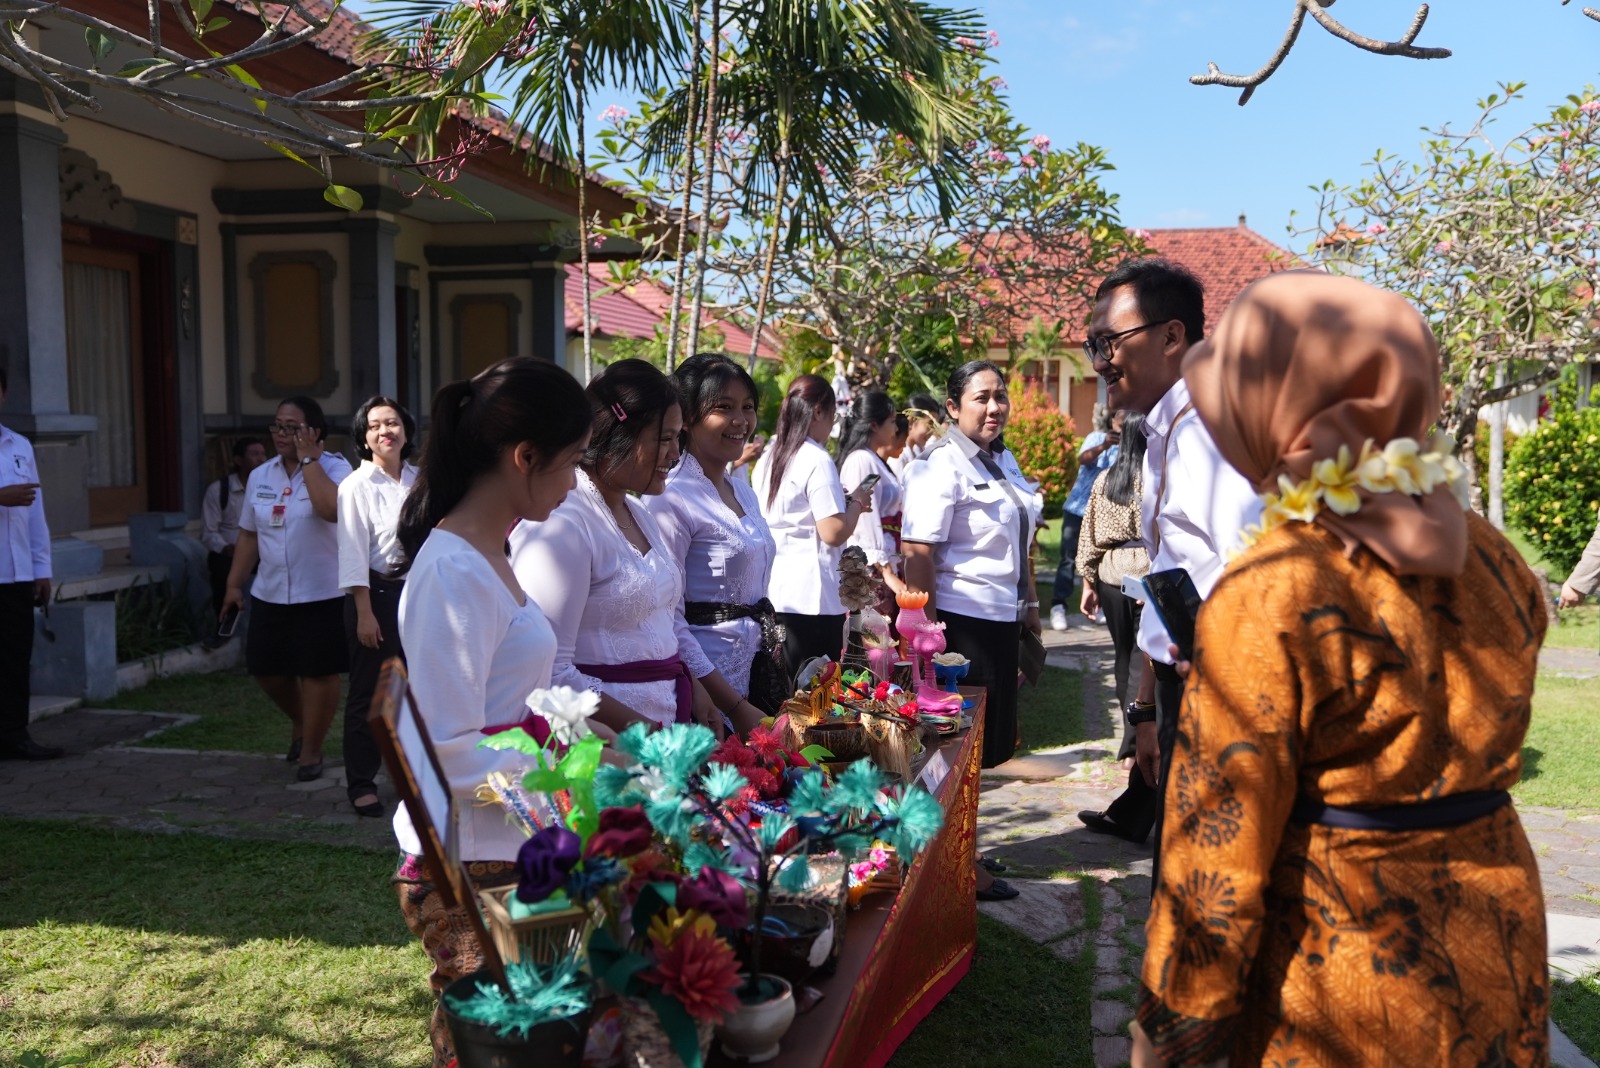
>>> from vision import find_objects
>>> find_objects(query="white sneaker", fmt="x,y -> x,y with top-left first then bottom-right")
1049,604 -> 1068,631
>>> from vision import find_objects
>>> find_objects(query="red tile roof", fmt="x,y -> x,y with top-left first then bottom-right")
563,264 -> 780,361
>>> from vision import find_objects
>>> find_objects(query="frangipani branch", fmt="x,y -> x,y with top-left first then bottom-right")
1191,0 -> 1451,106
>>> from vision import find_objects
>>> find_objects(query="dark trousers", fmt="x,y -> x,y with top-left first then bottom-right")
343,576 -> 404,801
207,551 -> 231,616
776,611 -> 847,681
0,582 -> 36,747
1050,511 -> 1085,609
1098,578 -> 1143,760
1149,661 -> 1185,893
941,610 -> 1022,769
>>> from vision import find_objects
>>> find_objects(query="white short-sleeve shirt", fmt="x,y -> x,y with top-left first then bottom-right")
753,438 -> 848,616
900,427 -> 1042,622
238,451 -> 353,604
337,460 -> 418,589
395,529 -> 556,862
839,448 -> 903,567
0,424 -> 50,583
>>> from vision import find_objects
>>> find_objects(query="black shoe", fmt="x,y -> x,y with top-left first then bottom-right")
351,794 -> 384,818
0,738 -> 65,761
285,738 -> 302,763
1077,809 -> 1150,844
296,762 -> 323,782
976,878 -> 1020,902
978,857 -> 1008,874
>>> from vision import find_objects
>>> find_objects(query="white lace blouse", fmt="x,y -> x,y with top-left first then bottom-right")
511,469 -> 713,726
644,453 -> 776,698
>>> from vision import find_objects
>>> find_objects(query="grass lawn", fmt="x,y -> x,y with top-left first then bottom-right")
1545,603 -> 1600,652
1553,971 -> 1600,1062
890,913 -> 1095,1068
1017,666 -> 1086,754
0,820 -> 429,1068
1516,674 -> 1600,809
110,669 -> 346,755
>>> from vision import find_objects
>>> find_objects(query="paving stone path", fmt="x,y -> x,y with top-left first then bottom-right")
976,621 -> 1600,1068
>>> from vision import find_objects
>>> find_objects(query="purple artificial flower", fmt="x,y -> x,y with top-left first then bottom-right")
515,824 -> 582,904
677,868 -> 750,931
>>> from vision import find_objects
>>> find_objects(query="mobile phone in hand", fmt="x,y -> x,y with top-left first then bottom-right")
217,605 -> 240,638
1138,568 -> 1202,662
853,472 -> 881,495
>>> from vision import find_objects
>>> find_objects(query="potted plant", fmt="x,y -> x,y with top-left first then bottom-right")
441,955 -> 594,1068
595,723 -> 946,1063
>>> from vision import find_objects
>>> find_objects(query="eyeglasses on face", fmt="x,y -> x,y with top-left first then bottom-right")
1083,320 -> 1171,366
268,422 -> 305,435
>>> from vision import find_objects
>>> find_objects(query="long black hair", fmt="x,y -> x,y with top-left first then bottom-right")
836,390 -> 895,470
396,358 -> 591,568
763,374 -> 835,508
671,352 -> 760,440
582,358 -> 681,481
1101,411 -> 1147,507
351,394 -> 417,461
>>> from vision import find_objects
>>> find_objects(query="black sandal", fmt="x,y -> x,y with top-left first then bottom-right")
979,857 -> 1007,874
295,762 -> 323,782
285,738 -> 302,763
976,878 -> 1020,902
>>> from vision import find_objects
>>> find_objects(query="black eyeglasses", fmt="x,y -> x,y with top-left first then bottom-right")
1083,321 -> 1170,366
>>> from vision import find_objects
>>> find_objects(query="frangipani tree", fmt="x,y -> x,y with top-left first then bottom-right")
1299,83 -> 1600,521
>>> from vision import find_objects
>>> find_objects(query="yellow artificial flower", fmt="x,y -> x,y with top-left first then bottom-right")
1274,474 -> 1322,523
647,907 -> 715,951
1311,444 -> 1363,516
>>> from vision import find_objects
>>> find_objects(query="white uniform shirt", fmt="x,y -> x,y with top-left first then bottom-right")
395,529 -> 554,862
511,469 -> 711,726
839,448 -> 903,567
238,451 -> 353,604
200,473 -> 247,555
337,460 -> 418,589
644,452 -> 776,698
1135,379 -> 1263,665
0,424 -> 50,583
754,439 -> 848,616
901,427 -> 1041,623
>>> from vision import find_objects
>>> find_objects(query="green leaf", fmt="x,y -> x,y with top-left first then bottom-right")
85,27 -> 116,66
479,727 -> 542,755
798,744 -> 834,764
649,989 -> 707,1068
225,64 -> 268,113
558,735 -> 605,785
265,142 -> 312,168
113,57 -> 171,79
191,0 -> 214,23
203,15 -> 230,33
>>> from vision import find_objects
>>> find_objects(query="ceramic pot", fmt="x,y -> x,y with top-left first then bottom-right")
717,975 -> 796,1064
441,969 -> 592,1068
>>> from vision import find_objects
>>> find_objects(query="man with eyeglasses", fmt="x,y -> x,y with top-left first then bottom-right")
1074,259 -> 1260,871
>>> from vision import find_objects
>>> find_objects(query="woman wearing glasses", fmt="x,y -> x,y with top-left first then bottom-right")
221,396 -> 353,782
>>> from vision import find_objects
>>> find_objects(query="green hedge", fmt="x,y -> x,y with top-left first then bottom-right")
1504,383 -> 1600,577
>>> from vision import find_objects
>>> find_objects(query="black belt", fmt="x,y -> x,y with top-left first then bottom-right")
1291,789 -> 1510,831
369,569 -> 405,589
685,598 -> 772,627
683,598 -> 790,715
1150,661 -> 1184,685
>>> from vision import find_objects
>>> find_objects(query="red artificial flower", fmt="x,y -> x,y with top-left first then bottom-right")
747,723 -> 785,763
709,734 -> 755,769
873,681 -> 892,701
724,783 -> 759,818
586,805 -> 653,858
642,914 -> 743,1023
784,747 -> 810,768
898,700 -> 920,721
624,849 -> 679,901
745,765 -> 780,800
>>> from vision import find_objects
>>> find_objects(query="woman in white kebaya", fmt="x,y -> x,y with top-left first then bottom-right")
646,353 -> 777,726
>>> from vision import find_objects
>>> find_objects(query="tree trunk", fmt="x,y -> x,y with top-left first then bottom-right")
748,147 -> 790,371
686,0 -> 720,357
573,41 -> 593,382
1488,365 -> 1506,530
665,0 -> 704,372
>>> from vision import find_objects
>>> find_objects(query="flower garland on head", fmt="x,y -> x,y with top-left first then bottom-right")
1234,433 -> 1470,557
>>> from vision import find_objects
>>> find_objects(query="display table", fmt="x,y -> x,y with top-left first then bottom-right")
716,690 -> 986,1068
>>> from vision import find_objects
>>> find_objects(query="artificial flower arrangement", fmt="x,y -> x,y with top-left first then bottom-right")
846,842 -> 902,906
706,719 -> 828,805
592,722 -> 945,1031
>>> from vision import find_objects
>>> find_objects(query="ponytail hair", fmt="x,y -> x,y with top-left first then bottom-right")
836,390 -> 895,470
764,373 -> 835,508
396,358 -> 591,571
582,358 -> 681,480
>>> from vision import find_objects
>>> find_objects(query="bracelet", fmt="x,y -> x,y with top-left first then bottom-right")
1024,600 -> 1040,608
1126,700 -> 1157,726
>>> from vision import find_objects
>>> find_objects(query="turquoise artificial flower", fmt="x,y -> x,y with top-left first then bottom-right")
701,762 -> 748,803
645,795 -> 697,846
683,840 -> 741,878
638,724 -> 719,787
786,769 -> 828,817
776,855 -> 813,892
613,722 -> 652,762
444,955 -> 591,1039
831,760 -> 886,815
593,763 -> 641,809
878,787 -> 944,856
756,813 -> 796,852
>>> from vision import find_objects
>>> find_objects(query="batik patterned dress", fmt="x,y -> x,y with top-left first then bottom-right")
1139,513 -> 1550,1067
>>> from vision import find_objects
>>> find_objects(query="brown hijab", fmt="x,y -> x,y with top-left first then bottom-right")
1182,270 -> 1468,577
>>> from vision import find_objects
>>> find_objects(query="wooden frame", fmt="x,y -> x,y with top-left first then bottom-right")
368,657 -> 508,985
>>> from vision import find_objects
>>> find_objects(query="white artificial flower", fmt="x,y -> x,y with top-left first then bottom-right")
528,685 -> 598,747
634,766 -> 678,804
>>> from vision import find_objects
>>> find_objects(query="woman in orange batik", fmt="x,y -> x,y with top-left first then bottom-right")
1131,272 -> 1550,1067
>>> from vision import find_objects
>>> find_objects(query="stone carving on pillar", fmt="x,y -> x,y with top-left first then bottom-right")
58,148 -> 137,231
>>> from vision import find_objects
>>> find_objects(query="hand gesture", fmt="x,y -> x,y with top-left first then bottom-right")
0,482 -> 39,508
292,426 -> 324,463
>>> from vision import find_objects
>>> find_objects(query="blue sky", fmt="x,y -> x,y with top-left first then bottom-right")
980,1 -> 1600,249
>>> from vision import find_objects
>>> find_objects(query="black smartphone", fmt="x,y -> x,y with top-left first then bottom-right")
853,472 -> 881,495
1138,568 -> 1202,662
217,605 -> 240,638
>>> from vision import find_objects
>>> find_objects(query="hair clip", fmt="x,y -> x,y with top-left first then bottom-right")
611,402 -> 628,422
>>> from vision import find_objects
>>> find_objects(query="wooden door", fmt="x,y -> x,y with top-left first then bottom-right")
62,243 -> 148,526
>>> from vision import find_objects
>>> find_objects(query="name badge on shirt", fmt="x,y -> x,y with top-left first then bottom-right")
255,487 -> 277,502
269,504 -> 286,527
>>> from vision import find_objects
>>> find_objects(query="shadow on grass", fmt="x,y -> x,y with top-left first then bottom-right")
1522,746 -> 1545,782
1018,665 -> 1089,755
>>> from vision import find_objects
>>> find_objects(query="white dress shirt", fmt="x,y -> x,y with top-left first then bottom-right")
839,448 -> 903,566
0,424 -> 50,583
1135,379 -> 1263,664
337,460 -> 418,589
395,529 -> 554,862
511,469 -> 712,726
238,452 -> 353,604
644,453 -> 776,698
754,439 -> 848,616
901,427 -> 1042,623
200,473 -> 246,555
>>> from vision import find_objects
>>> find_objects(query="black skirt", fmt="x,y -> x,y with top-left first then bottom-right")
246,596 -> 350,678
939,610 -> 1021,769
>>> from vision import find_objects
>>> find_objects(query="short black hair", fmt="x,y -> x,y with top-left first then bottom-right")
1095,258 -> 1206,346
351,395 -> 417,461
278,394 -> 328,442
231,436 -> 263,460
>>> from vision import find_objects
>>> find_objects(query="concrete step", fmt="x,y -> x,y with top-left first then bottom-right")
28,694 -> 82,723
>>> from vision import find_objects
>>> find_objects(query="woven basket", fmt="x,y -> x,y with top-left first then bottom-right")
804,722 -> 869,761
478,885 -> 593,967
863,717 -> 919,781
618,996 -> 715,1068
